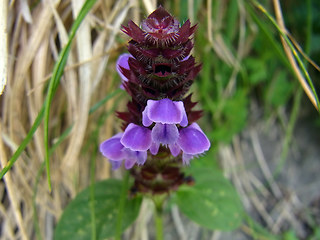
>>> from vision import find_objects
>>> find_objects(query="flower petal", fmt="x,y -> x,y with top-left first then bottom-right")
142,107 -> 153,127
109,160 -> 122,170
169,143 -> 181,157
124,148 -> 147,166
99,133 -> 125,161
150,141 -> 160,155
145,98 -> 187,124
116,53 -> 131,82
136,151 -> 147,165
177,123 -> 210,154
124,158 -> 136,169
182,153 -> 194,165
180,108 -> 188,127
121,123 -> 152,151
151,123 -> 179,145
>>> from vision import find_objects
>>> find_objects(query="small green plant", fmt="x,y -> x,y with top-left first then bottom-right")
1,0 -> 319,239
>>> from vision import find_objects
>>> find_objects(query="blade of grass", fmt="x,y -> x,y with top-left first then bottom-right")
89,88 -> 122,114
87,91 -> 124,240
275,0 -> 312,176
48,91 -> 123,156
32,161 -> 45,240
32,89 -> 123,238
43,0 -> 97,191
249,0 -> 320,111
89,144 -> 97,240
245,2 -> 291,69
0,106 -> 44,179
0,0 -> 97,182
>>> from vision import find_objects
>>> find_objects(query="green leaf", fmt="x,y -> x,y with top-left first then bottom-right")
212,90 -> 248,142
178,0 -> 203,22
245,215 -> 280,240
265,71 -> 293,107
175,167 -> 244,231
244,57 -> 268,84
311,227 -> 320,240
225,0 -> 239,43
54,179 -> 142,240
268,71 -> 293,106
283,230 -> 299,240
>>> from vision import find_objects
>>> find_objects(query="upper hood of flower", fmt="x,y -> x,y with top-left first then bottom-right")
122,6 -> 197,46
141,6 -> 180,40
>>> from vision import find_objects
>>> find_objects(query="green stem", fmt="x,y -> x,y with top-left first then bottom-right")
32,161 -> 45,240
115,171 -> 130,240
275,0 -> 312,176
275,87 -> 302,176
250,0 -> 320,109
89,147 -> 97,240
154,205 -> 164,240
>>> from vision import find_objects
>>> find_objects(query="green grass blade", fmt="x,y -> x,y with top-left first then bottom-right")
0,0 -> 97,183
32,161 -> 46,240
275,0 -> 313,176
245,3 -> 291,69
43,0 -> 97,191
89,88 -> 123,114
0,106 -> 44,179
89,144 -> 97,240
249,0 -> 320,110
32,89 -> 121,238
49,89 -> 122,156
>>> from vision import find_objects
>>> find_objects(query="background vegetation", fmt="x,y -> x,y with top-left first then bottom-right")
0,0 -> 319,239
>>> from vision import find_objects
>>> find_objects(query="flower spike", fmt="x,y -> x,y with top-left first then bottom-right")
100,6 -> 211,194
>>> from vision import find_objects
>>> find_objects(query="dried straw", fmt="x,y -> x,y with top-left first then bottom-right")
0,0 -> 134,238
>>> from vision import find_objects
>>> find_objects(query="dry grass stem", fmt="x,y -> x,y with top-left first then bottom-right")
1,1 -> 136,238
250,129 -> 282,198
131,198 -> 153,240
0,124 -> 28,240
273,0 -> 319,111
171,205 -> 187,240
142,0 -> 156,14
0,0 -> 8,95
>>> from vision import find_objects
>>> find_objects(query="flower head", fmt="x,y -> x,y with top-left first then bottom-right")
119,7 -> 201,103
100,7 -> 211,195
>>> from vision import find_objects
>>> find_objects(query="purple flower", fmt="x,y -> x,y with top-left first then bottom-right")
149,122 -> 211,163
149,123 -> 180,155
116,53 -> 131,82
120,123 -> 152,151
177,123 -> 211,164
100,7 -> 211,175
142,98 -> 188,155
100,133 -> 147,169
142,98 -> 188,127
